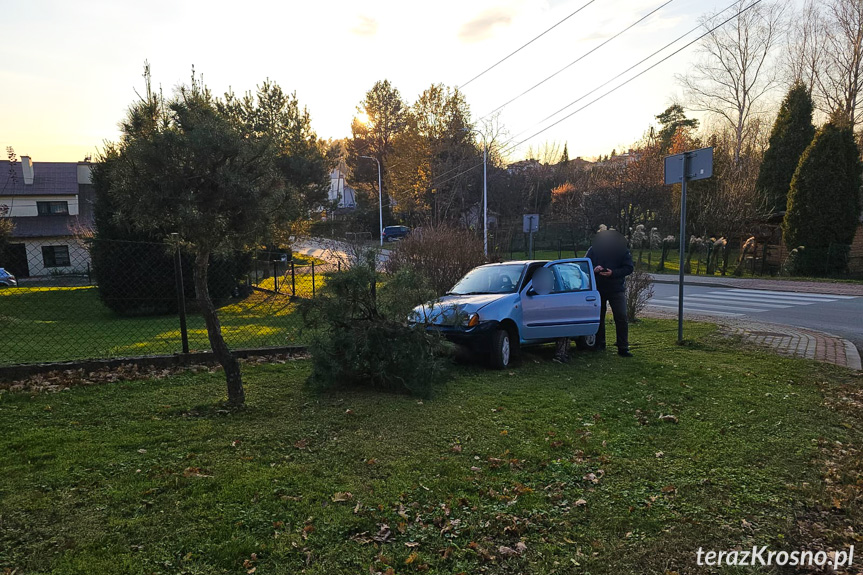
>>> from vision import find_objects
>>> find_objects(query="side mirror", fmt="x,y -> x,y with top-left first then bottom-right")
526,287 -> 537,297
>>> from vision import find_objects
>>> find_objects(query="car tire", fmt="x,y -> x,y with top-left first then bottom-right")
489,329 -> 513,369
576,334 -> 598,351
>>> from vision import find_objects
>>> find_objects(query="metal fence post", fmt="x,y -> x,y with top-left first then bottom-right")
312,261 -> 316,297
273,261 -> 278,293
171,234 -> 190,354
291,260 -> 296,296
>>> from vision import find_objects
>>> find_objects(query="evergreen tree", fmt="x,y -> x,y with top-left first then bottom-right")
655,105 -> 699,154
755,83 -> 816,213
782,111 -> 863,274
560,143 -> 569,164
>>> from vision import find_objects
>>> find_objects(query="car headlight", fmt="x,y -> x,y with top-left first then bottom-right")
463,312 -> 480,328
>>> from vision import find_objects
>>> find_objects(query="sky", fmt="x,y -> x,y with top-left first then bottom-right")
0,0 -> 778,163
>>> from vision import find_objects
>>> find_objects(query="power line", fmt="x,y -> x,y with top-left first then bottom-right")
426,0 -> 763,191
506,0 -> 764,152
482,0 -> 676,119
383,0 -> 677,188
459,0 -> 598,90
533,2 -> 738,127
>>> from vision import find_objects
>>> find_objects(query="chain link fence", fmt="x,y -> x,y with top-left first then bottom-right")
0,238 -> 339,367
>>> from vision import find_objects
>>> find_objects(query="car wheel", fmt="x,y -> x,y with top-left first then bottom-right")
575,334 -> 598,351
489,329 -> 512,369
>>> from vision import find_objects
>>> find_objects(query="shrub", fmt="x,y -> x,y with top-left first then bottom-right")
301,252 -> 448,397
385,225 -> 486,295
756,82 -> 816,213
626,268 -> 654,322
90,240 -> 249,316
783,112 -> 862,275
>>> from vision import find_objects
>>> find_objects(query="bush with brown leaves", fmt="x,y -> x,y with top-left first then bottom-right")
626,268 -> 654,322
384,225 -> 486,295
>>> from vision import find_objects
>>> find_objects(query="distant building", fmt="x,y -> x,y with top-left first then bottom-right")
506,159 -> 542,174
0,157 -> 94,278
460,203 -> 498,230
328,164 -> 357,209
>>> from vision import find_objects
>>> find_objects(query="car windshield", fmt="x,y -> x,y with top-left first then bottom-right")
448,264 -> 524,295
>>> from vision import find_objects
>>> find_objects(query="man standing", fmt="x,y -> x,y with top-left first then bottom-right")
585,229 -> 634,357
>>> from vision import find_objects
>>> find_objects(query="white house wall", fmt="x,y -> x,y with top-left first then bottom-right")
23,237 -> 91,278
0,194 -> 79,217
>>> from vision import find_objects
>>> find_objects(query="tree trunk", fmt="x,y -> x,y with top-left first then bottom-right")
193,249 -> 245,406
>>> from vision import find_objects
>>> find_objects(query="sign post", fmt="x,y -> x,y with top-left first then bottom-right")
523,214 -> 539,259
663,147 -> 713,343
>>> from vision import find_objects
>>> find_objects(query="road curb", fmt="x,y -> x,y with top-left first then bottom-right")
842,337 -> 863,371
648,273 -> 863,296
650,276 -> 737,288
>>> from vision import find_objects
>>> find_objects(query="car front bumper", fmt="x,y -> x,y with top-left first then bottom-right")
425,320 -> 500,351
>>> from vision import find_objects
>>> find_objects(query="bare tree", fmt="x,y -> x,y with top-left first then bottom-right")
678,0 -> 787,163
785,0 -> 827,95
815,0 -> 863,129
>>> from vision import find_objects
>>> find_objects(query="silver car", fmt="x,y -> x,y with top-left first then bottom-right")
412,259 -> 601,368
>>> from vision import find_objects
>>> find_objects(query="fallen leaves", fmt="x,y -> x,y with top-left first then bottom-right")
332,492 -> 353,502
0,353 -> 306,394
182,466 -> 212,478
372,524 -> 393,543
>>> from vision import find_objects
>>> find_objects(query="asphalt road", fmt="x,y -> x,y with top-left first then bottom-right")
647,282 -> 863,352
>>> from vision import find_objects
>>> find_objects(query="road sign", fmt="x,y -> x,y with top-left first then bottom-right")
664,147 -> 713,185
663,147 -> 714,344
523,214 -> 539,233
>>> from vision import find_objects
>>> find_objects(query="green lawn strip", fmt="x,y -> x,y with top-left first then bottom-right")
0,288 -> 307,366
0,319 -> 857,574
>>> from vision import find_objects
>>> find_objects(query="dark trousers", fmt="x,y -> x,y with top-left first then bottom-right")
597,291 -> 628,350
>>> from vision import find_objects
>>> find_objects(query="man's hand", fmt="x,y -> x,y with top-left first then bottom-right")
599,269 -> 613,277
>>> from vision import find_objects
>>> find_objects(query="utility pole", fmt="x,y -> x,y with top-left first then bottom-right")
360,155 -> 383,247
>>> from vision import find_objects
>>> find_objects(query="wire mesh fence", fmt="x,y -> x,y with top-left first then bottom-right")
0,238 -> 339,367
488,221 -> 862,279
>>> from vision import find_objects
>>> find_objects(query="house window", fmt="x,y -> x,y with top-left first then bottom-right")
42,245 -> 71,268
36,201 -> 69,216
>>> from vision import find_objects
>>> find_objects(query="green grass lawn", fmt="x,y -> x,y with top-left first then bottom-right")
1,319 -> 860,574
0,287 -> 306,366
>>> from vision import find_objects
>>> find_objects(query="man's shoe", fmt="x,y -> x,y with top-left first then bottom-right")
553,354 -> 571,364
618,349 -> 633,358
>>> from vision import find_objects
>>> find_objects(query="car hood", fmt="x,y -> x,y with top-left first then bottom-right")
411,293 -> 510,325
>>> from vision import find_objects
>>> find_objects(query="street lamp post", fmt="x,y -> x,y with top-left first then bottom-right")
360,155 -> 383,247
482,140 -> 488,257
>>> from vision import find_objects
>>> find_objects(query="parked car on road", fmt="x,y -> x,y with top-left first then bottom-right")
0,268 -> 17,287
382,225 -> 410,242
411,259 -> 601,368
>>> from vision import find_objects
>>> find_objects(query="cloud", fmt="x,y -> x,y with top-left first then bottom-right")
458,8 -> 514,43
351,15 -> 379,37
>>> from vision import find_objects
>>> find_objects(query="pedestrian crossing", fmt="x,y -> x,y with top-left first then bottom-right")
647,288 -> 856,318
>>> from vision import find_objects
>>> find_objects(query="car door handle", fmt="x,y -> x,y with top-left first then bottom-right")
586,296 -> 597,301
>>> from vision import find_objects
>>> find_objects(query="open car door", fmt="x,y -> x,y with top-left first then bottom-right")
519,258 -> 601,341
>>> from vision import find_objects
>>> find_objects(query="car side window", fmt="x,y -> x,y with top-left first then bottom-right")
549,262 -> 592,292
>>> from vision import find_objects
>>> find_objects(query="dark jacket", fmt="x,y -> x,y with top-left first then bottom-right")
585,245 -> 634,294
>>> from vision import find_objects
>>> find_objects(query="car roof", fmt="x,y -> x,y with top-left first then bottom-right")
481,260 -> 545,265
478,259 -> 592,268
